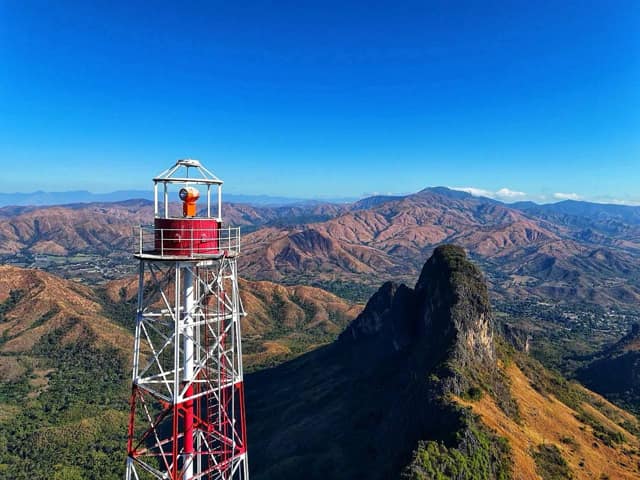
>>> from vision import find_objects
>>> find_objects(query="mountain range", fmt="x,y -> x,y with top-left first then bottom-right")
2,186 -> 638,309
241,188 -> 640,306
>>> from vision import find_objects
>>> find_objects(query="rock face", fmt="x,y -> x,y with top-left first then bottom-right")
501,323 -> 532,353
414,244 -> 494,366
339,244 -> 494,373
246,245 -> 506,480
338,281 -> 416,352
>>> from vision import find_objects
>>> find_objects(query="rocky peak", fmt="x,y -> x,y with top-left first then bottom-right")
338,281 -> 416,352
339,244 -> 495,367
247,245 -> 514,480
414,244 -> 494,365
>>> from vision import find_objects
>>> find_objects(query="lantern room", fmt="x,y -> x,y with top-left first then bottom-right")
153,158 -> 223,221
134,158 -> 240,259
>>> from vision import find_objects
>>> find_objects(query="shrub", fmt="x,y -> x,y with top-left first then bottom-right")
532,443 -> 572,480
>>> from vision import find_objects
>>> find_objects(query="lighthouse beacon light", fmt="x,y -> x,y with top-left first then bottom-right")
126,158 -> 249,480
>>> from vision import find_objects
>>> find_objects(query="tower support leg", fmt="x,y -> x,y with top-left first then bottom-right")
183,267 -> 194,480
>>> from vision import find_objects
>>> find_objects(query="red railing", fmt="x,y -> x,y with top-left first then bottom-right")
134,225 -> 241,257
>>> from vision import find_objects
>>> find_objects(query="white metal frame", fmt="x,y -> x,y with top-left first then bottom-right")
126,257 -> 249,480
153,159 -> 224,221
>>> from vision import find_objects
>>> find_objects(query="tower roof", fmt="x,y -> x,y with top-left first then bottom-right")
153,158 -> 223,185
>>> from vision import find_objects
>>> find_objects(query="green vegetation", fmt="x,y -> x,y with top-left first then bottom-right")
574,411 -> 626,447
559,435 -> 578,450
403,417 -> 512,480
496,299 -> 639,376
0,370 -> 31,403
96,286 -> 137,331
30,308 -> 60,329
461,386 -> 484,402
532,444 -> 572,480
312,279 -> 377,303
0,319 -> 129,479
619,419 -> 640,438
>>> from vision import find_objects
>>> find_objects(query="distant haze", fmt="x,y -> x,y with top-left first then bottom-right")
0,190 -> 359,207
2,187 -> 640,209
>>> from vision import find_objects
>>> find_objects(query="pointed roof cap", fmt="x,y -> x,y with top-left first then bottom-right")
153,158 -> 223,185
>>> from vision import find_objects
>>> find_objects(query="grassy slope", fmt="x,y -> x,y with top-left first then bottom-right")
456,347 -> 640,480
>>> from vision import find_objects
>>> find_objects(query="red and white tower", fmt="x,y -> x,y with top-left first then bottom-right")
125,159 -> 249,480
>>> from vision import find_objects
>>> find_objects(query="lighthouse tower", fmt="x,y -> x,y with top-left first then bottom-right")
125,159 -> 249,480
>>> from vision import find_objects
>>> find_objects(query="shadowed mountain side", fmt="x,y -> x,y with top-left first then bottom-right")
0,266 -> 360,477
577,323 -> 640,414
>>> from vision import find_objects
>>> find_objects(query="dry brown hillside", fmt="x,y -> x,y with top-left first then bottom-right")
0,200 -> 346,256
0,265 -> 132,400
0,201 -> 151,255
103,274 -> 362,368
458,360 -> 640,479
0,266 -> 131,355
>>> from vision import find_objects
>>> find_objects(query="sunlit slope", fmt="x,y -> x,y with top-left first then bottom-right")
458,360 -> 640,480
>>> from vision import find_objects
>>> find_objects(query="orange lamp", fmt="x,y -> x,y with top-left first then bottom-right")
179,187 -> 200,217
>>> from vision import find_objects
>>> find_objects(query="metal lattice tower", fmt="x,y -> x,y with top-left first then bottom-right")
125,159 -> 249,480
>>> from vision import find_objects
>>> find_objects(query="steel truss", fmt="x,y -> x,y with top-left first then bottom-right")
126,256 -> 248,480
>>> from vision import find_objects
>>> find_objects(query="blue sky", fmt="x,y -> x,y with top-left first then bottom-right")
1,1 -> 638,204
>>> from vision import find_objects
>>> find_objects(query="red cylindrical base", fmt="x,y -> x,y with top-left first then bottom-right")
154,218 -> 221,256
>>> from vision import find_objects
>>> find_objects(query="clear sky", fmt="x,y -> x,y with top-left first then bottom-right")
1,1 -> 638,204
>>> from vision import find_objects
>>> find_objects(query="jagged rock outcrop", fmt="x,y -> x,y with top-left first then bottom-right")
339,281 -> 416,351
501,323 -> 532,353
339,245 -> 495,393
340,245 -> 494,354
414,244 -> 494,366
